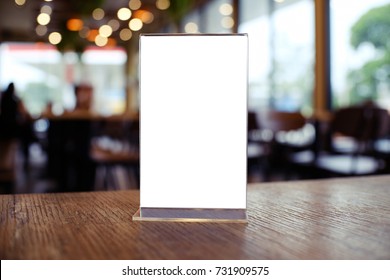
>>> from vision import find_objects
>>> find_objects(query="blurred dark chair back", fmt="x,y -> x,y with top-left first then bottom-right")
248,111 -> 261,143
248,110 -> 310,181
329,103 -> 390,154
257,110 -> 306,134
90,118 -> 139,190
295,103 -> 390,177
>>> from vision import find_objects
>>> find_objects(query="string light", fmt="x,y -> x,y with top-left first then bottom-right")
219,4 -> 233,16
35,25 -> 47,36
95,35 -> 108,47
129,0 -> 142,10
119,29 -> 133,41
108,19 -> 120,32
133,10 -> 154,24
67,18 -> 83,31
41,5 -> 52,15
107,38 -> 117,47
37,13 -> 51,25
221,17 -> 234,29
129,18 -> 143,31
15,0 -> 26,6
184,22 -> 198,33
48,32 -> 62,45
156,0 -> 170,10
79,27 -> 90,38
92,8 -> 105,20
99,25 -> 113,37
87,29 -> 99,42
118,8 -> 132,21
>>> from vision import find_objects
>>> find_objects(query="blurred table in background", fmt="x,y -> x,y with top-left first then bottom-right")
1,175 -> 389,259
42,110 -> 139,121
43,111 -> 139,192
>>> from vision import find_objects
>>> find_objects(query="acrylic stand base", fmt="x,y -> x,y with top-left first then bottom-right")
132,207 -> 247,223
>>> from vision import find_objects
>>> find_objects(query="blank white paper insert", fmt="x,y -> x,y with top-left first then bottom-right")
140,34 -> 247,209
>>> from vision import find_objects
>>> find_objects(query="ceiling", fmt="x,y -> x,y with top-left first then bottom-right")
0,0 -> 210,49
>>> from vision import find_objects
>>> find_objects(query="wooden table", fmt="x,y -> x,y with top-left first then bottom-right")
1,175 -> 390,259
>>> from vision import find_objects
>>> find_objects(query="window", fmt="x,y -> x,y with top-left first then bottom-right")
0,43 -> 127,116
239,0 -> 314,114
330,0 -> 390,109
0,43 -> 63,115
81,46 -> 127,115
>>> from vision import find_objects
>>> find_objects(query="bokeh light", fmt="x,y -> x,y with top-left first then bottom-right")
35,25 -> 47,36
219,3 -> 233,16
79,27 -> 90,38
184,22 -> 199,33
133,10 -> 154,24
95,35 -> 108,47
108,19 -> 120,31
87,29 -> 99,42
92,8 -> 105,20
67,18 -> 83,31
118,7 -> 132,21
119,28 -> 133,41
221,17 -> 234,29
129,18 -> 143,31
156,0 -> 170,10
40,5 -> 52,15
48,32 -> 62,45
129,0 -> 142,10
99,25 -> 113,37
37,13 -> 51,25
15,0 -> 26,6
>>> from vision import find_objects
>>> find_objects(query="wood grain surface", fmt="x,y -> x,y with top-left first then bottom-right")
1,175 -> 390,259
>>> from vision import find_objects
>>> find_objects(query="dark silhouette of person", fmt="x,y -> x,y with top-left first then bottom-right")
0,82 -> 21,139
0,82 -> 33,167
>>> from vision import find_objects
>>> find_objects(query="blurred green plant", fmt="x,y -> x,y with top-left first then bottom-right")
168,0 -> 195,31
348,3 -> 390,104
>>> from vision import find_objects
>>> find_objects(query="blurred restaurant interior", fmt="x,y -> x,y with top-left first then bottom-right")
0,0 -> 390,194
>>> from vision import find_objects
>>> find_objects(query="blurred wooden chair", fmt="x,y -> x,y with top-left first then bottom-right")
0,140 -> 18,193
249,110 -> 313,181
291,103 -> 389,177
90,119 -> 139,190
371,110 -> 390,173
247,111 -> 265,180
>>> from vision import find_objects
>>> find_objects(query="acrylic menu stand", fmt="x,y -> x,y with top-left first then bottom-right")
133,34 -> 248,222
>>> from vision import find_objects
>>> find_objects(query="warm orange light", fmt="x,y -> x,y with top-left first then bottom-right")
87,29 -> 99,42
107,38 -> 117,47
67,18 -> 83,31
133,10 -> 154,24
